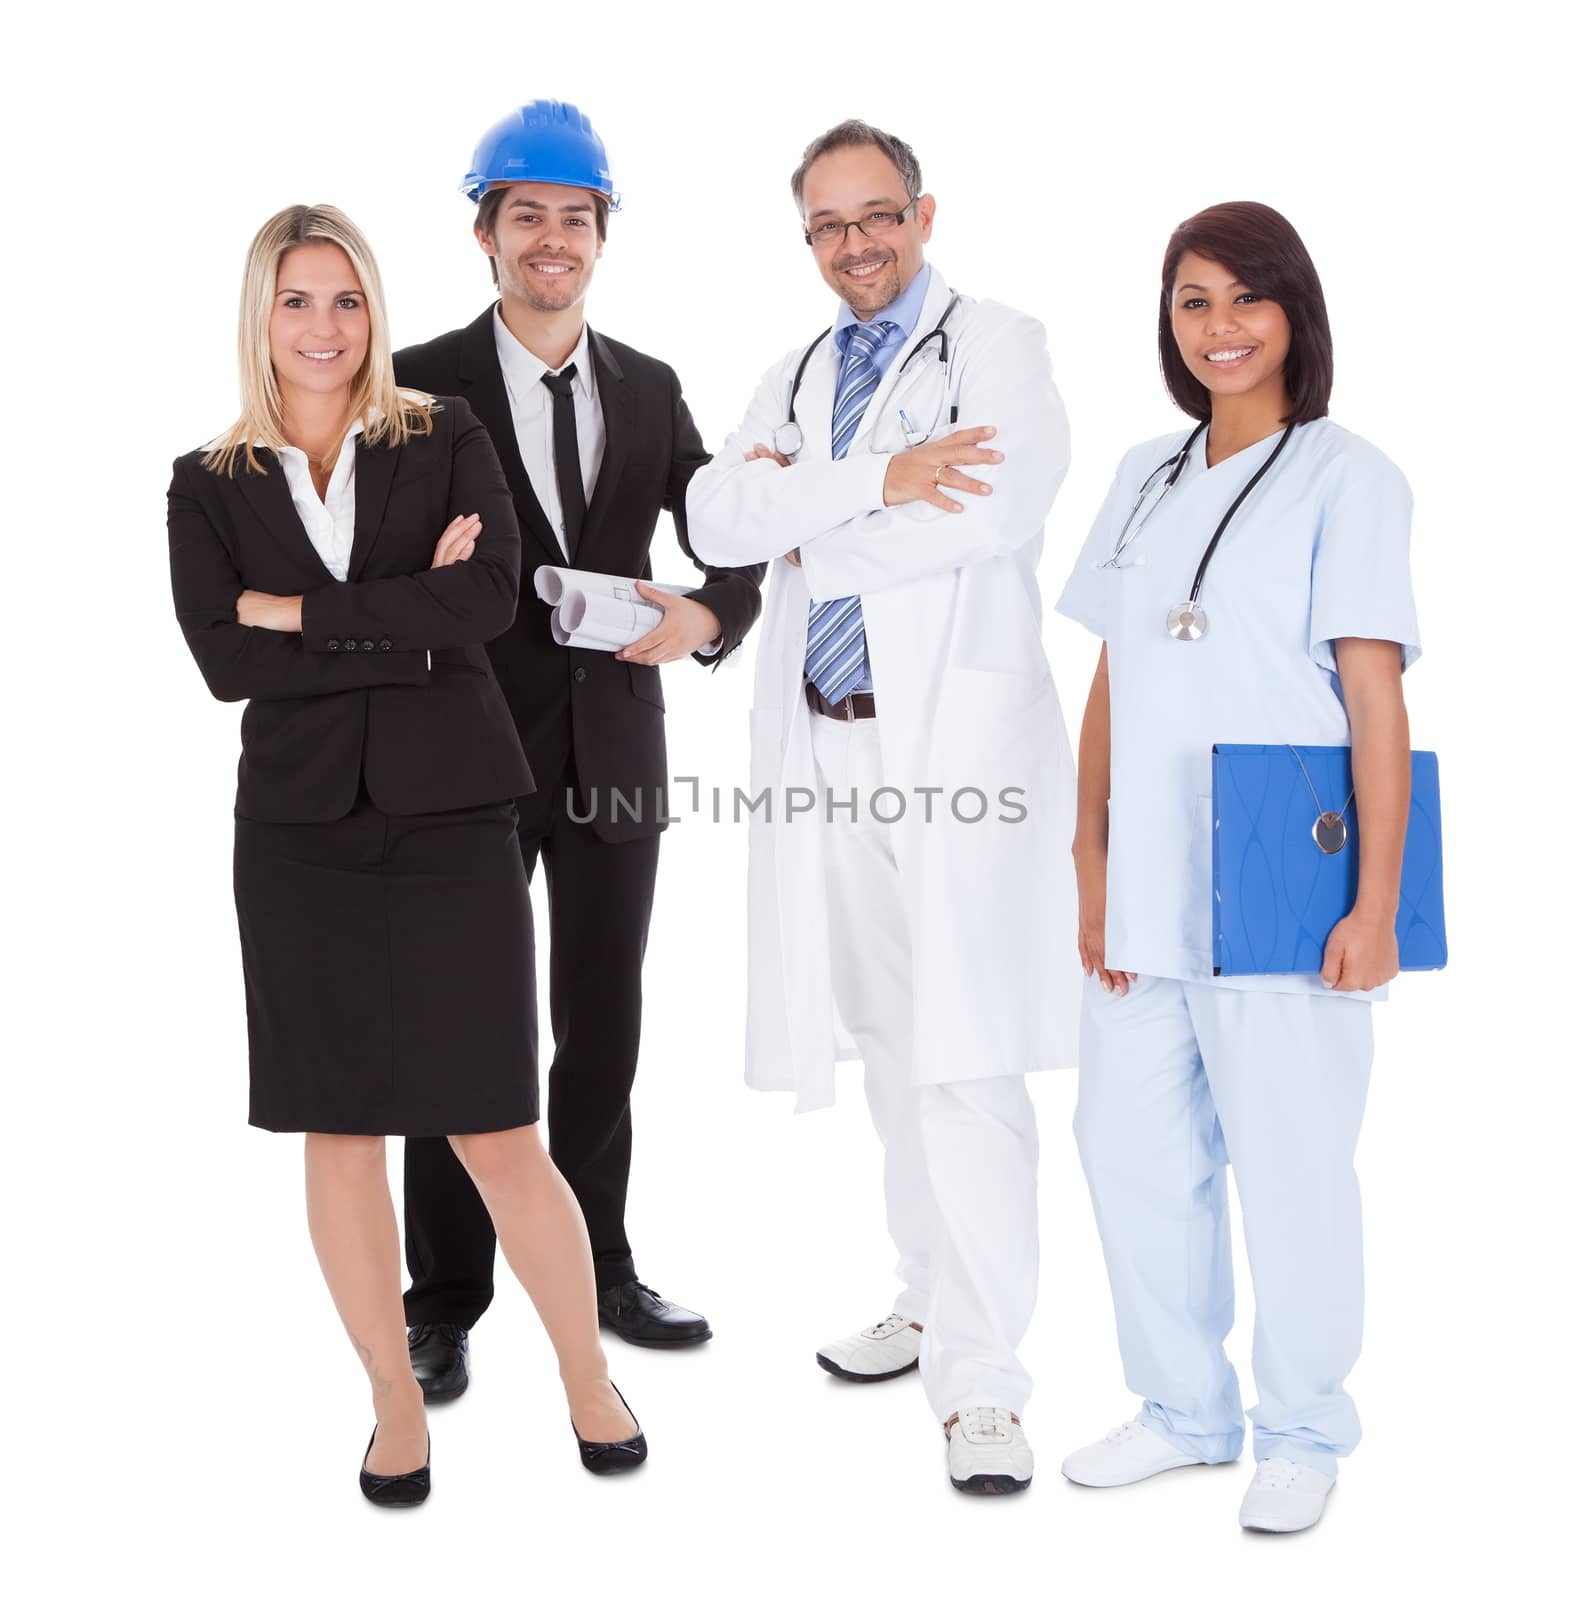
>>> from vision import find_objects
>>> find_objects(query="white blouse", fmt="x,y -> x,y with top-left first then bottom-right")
278,419 -> 363,581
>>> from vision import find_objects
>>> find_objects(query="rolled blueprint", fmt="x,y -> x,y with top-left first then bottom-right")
533,566 -> 694,650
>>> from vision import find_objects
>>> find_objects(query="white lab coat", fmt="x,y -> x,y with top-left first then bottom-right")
687,272 -> 1081,1111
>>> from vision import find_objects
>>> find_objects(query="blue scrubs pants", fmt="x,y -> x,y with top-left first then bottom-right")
1075,976 -> 1373,1479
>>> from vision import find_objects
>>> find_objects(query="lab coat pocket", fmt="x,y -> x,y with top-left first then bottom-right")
1184,794 -> 1214,958
927,666 -> 1057,799
924,665 -> 1070,887
915,666 -> 1073,1070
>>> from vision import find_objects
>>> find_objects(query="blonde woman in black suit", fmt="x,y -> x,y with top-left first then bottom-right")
168,205 -> 646,1504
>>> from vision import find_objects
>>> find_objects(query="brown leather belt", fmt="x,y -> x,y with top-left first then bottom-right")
805,680 -> 877,721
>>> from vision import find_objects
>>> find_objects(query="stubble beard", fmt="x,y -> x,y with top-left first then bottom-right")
830,253 -> 900,316
510,257 -> 586,314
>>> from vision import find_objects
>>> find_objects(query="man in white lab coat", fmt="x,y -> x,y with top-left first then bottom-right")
687,120 -> 1081,1493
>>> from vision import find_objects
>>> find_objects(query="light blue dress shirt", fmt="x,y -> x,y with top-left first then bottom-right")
825,263 -> 934,692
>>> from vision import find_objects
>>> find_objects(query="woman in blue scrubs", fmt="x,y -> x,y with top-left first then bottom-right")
1055,202 -> 1419,1533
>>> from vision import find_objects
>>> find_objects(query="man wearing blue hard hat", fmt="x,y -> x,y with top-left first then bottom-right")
392,100 -> 765,1395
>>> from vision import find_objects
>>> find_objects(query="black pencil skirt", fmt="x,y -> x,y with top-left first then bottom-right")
233,794 -> 537,1135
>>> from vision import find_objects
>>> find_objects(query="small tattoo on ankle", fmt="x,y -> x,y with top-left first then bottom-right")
351,1336 -> 394,1397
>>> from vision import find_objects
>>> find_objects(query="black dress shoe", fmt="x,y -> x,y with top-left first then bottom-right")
572,1383 -> 648,1475
596,1281 -> 712,1347
359,1427 -> 431,1508
407,1323 -> 469,1403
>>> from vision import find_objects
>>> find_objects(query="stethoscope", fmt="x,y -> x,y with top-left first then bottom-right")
1104,419 -> 1297,641
771,294 -> 962,459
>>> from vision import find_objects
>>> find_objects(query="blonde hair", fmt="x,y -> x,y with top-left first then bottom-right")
205,204 -> 433,476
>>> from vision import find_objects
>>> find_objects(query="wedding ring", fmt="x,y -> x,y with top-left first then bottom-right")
933,464 -> 946,486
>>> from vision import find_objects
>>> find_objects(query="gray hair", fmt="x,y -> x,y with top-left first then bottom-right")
789,119 -> 923,212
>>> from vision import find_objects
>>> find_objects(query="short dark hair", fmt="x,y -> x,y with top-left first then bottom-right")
1158,201 -> 1333,425
474,186 -> 610,286
789,119 -> 922,211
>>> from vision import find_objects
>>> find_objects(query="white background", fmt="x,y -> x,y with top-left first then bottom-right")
5,1 -> 1579,1594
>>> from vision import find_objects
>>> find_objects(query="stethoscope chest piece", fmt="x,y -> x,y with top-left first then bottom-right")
1133,421 -> 1297,647
1288,745 -> 1355,858
1312,812 -> 1349,855
1166,601 -> 1208,642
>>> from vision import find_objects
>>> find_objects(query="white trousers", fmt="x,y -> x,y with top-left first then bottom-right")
1075,975 -> 1373,1478
812,711 -> 1040,1421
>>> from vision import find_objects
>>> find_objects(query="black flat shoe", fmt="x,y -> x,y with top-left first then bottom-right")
359,1427 -> 432,1508
596,1281 -> 712,1347
407,1323 -> 470,1404
572,1383 -> 648,1475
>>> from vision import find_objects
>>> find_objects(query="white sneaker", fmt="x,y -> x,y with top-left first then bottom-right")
815,1313 -> 921,1382
1239,1457 -> 1334,1532
946,1407 -> 1034,1495
1061,1417 -> 1205,1487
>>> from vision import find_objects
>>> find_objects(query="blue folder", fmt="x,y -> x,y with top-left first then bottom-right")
1211,743 -> 1447,976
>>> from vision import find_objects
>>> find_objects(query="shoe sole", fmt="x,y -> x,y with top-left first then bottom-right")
360,1486 -> 432,1508
1060,1456 -> 1211,1488
815,1353 -> 920,1383
415,1369 -> 470,1408
597,1319 -> 714,1349
579,1450 -> 650,1475
951,1472 -> 1032,1495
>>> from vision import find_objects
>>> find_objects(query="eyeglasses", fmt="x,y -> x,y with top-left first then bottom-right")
803,198 -> 919,250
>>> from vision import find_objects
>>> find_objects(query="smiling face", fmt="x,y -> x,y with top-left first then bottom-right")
1170,251 -> 1291,407
799,143 -> 933,317
268,242 -> 369,402
478,183 -> 603,313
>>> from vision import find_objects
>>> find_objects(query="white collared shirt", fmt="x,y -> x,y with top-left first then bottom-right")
277,420 -> 363,581
493,307 -> 606,559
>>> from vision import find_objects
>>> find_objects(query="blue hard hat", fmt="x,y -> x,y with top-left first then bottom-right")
460,100 -> 621,211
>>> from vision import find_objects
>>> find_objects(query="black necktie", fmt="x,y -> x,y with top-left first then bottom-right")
540,366 -> 587,558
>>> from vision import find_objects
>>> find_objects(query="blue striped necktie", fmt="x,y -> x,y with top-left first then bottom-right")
805,319 -> 893,704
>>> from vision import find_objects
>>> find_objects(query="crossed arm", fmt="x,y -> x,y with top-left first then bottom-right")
685,315 -> 1069,597
168,416 -> 520,703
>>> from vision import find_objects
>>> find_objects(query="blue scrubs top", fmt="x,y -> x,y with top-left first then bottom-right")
1057,419 -> 1421,1000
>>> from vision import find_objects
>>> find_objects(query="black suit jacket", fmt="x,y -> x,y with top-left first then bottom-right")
168,398 -> 534,823
394,307 -> 764,843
